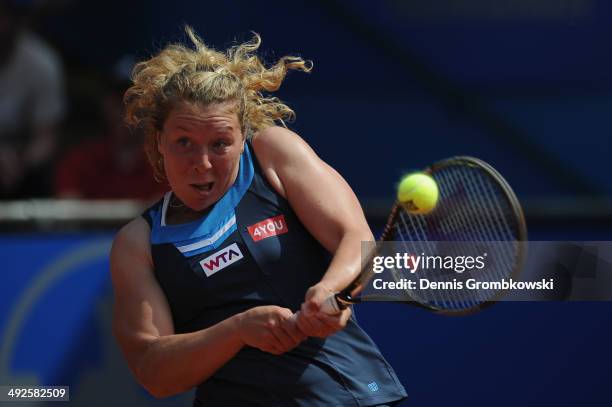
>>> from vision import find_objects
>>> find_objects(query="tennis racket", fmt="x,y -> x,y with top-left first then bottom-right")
321,156 -> 527,316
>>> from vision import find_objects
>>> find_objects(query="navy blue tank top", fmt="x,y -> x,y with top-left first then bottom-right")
143,141 -> 407,406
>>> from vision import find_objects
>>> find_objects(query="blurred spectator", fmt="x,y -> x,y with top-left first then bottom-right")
54,61 -> 167,200
0,0 -> 66,198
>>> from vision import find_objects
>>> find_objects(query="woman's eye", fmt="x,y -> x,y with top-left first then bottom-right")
177,138 -> 191,147
213,140 -> 229,149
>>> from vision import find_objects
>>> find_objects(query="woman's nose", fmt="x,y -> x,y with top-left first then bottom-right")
193,149 -> 213,172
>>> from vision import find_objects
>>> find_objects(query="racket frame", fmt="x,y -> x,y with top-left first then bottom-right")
331,156 -> 528,316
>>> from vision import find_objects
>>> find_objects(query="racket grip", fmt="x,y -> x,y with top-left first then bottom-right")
320,294 -> 343,315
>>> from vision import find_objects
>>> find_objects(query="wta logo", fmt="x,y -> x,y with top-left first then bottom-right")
199,243 -> 244,277
247,215 -> 289,242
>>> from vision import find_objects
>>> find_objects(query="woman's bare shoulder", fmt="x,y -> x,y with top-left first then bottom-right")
251,126 -> 318,198
111,216 -> 152,269
252,126 -> 311,156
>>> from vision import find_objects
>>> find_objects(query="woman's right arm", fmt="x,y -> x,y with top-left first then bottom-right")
110,217 -> 304,398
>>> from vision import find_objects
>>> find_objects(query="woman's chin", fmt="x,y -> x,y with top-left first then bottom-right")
185,194 -> 218,212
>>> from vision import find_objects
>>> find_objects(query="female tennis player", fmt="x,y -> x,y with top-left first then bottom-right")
110,27 -> 407,406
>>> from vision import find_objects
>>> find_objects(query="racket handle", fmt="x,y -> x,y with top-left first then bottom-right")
320,294 -> 344,315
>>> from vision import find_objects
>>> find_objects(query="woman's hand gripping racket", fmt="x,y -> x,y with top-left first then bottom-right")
320,156 -> 528,316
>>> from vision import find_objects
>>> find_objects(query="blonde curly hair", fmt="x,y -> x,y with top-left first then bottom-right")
124,27 -> 312,182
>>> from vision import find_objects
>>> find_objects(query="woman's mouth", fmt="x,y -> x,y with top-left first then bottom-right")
191,182 -> 214,193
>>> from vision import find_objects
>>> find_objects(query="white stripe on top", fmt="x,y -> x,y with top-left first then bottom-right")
160,191 -> 172,227
175,215 -> 237,253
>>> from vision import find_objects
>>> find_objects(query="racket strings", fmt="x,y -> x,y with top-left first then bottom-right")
441,166 -> 519,308
443,169 -> 516,284
432,171 -> 490,308
456,168 -> 518,280
414,206 -> 475,309
396,213 -> 459,308
440,169 -> 515,307
393,211 -> 472,310
428,191 -> 484,309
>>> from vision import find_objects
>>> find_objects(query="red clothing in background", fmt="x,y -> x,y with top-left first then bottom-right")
55,139 -> 167,200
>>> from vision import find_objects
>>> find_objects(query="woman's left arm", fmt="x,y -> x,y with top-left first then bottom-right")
252,126 -> 374,337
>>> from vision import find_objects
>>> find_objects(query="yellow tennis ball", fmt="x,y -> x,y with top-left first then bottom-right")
397,172 -> 439,214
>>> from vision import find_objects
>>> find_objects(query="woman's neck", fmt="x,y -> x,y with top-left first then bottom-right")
165,194 -> 213,225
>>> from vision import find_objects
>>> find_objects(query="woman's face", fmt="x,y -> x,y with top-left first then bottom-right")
158,102 -> 244,211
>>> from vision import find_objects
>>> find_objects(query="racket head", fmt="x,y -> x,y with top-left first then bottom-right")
387,156 -> 527,315
340,156 -> 527,316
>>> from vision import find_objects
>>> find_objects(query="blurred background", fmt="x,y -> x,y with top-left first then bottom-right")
1,0 -> 611,406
